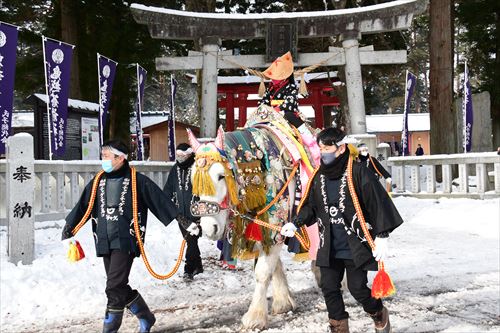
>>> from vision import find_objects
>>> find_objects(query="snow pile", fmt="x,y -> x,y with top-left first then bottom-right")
1,197 -> 499,332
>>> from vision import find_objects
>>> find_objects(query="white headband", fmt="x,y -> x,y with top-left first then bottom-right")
176,148 -> 193,155
336,135 -> 359,146
319,135 -> 358,147
102,146 -> 128,159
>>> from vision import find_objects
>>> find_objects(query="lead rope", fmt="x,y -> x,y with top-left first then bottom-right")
71,170 -> 105,235
236,212 -> 310,250
346,156 -> 384,271
368,155 -> 384,178
131,167 -> 186,280
253,162 -> 310,250
71,168 -> 186,280
368,154 -> 392,194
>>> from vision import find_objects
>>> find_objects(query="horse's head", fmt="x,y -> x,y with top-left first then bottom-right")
187,126 -> 239,240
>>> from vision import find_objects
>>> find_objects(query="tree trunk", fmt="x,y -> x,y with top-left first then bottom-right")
429,0 -> 455,155
60,0 -> 81,99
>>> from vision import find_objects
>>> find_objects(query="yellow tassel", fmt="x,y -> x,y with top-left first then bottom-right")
348,144 -> 359,159
237,250 -> 260,260
225,168 -> 240,206
292,252 -> 311,262
192,168 -> 215,196
299,73 -> 308,96
258,78 -> 266,97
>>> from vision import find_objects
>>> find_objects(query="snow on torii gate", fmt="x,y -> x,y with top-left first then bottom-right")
131,0 -> 427,137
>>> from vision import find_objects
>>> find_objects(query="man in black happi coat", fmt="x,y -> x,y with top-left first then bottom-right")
281,128 -> 403,333
62,140 -> 190,333
163,143 -> 203,281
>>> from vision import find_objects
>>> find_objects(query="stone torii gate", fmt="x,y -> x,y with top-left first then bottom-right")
131,0 -> 427,137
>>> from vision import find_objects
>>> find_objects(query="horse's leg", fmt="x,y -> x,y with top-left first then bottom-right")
241,244 -> 281,330
311,260 -> 321,287
271,256 -> 296,314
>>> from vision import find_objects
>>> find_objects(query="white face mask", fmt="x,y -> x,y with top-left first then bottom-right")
176,154 -> 190,163
360,151 -> 368,156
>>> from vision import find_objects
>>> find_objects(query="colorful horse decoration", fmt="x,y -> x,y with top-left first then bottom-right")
187,104 -> 320,329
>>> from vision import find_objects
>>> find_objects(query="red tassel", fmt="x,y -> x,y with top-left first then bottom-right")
74,240 -> 85,260
371,267 -> 396,299
245,221 -> 263,241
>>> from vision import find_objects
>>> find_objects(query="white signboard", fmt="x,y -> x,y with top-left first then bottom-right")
81,117 -> 99,160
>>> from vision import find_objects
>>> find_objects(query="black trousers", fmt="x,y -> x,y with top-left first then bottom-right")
178,224 -> 202,274
103,249 -> 138,309
319,258 -> 383,320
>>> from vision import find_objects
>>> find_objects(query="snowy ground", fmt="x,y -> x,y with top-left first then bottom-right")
1,197 -> 499,333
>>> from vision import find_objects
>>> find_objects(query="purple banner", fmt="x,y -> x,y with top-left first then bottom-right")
0,23 -> 18,154
43,37 -> 73,157
97,54 -> 117,148
462,62 -> 473,153
401,71 -> 416,156
167,75 -> 177,161
135,64 -> 146,160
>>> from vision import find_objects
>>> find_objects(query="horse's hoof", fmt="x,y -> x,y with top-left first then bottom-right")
271,296 -> 296,314
242,309 -> 268,330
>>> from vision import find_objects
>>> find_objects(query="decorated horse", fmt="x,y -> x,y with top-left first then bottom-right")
186,104 -> 320,329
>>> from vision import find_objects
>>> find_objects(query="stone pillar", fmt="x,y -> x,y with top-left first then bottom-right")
341,31 -> 366,135
200,37 -> 221,138
6,133 -> 35,265
376,143 -> 392,175
352,134 -> 377,154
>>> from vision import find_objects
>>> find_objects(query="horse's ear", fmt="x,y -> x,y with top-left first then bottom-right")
187,128 -> 201,151
214,125 -> 224,150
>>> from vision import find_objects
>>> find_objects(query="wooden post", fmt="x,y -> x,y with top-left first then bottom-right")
6,133 -> 35,265
226,90 -> 235,131
312,87 -> 323,129
238,93 -> 248,127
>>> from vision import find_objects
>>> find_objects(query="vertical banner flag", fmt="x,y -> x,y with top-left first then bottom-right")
135,64 -> 146,160
97,54 -> 117,148
42,37 -> 74,158
401,71 -> 416,156
0,22 -> 19,155
462,61 -> 473,153
167,75 -> 177,161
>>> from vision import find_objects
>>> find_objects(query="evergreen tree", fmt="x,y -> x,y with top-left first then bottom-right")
456,0 -> 500,148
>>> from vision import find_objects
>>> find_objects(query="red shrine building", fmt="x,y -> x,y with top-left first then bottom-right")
143,72 -> 341,161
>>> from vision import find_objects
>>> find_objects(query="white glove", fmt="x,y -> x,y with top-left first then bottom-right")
372,237 -> 389,262
280,223 -> 297,238
186,223 -> 200,236
62,237 -> 75,250
297,124 -> 309,135
385,177 -> 392,184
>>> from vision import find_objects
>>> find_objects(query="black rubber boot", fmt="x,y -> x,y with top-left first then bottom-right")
127,293 -> 156,333
370,306 -> 392,333
102,308 -> 123,333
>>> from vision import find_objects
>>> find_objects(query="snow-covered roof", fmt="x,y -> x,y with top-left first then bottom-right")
366,113 -> 429,133
140,116 -> 167,129
131,0 -> 417,20
187,71 -> 338,85
32,93 -> 99,113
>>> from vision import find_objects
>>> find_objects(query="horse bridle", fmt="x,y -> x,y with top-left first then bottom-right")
190,195 -> 230,218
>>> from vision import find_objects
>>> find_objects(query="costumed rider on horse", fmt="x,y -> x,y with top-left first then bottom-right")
258,51 -> 321,166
